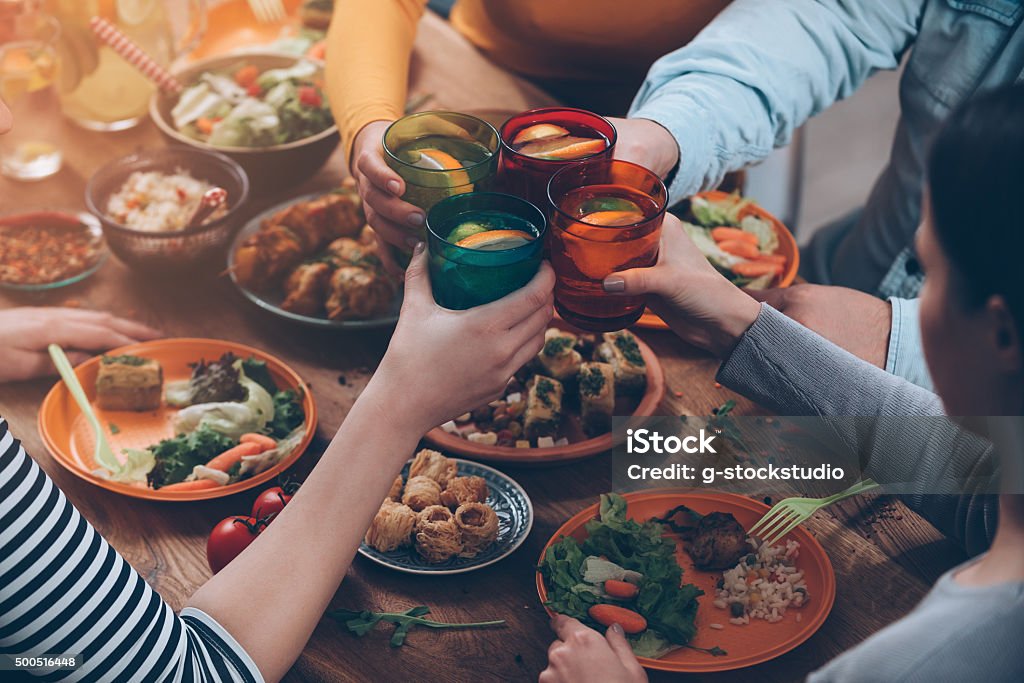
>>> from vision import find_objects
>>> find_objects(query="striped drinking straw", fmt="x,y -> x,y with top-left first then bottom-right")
88,16 -> 183,95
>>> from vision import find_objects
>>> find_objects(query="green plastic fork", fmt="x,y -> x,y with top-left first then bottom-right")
48,344 -> 121,474
749,478 -> 880,546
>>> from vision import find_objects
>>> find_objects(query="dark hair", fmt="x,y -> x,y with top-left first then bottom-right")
927,84 -> 1024,337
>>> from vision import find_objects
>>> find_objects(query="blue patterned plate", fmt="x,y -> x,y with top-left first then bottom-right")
357,458 -> 533,575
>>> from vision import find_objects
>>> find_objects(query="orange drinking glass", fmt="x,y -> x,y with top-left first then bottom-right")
547,159 -> 667,331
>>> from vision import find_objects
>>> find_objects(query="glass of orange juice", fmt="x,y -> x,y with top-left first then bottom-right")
43,0 -> 205,131
0,11 -> 62,180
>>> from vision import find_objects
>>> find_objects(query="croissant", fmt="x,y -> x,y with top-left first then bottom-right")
414,505 -> 463,562
364,500 -> 416,553
402,475 -> 442,512
409,449 -> 458,488
440,476 -> 489,509
454,503 -> 499,557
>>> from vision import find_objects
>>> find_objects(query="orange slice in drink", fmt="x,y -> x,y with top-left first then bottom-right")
582,210 -> 645,226
518,136 -> 607,161
412,148 -> 472,190
512,123 -> 570,146
456,229 -> 535,251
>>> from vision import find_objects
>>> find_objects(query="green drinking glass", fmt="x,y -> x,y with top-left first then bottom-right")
426,192 -> 547,310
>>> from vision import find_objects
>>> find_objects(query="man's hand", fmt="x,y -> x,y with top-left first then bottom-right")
749,285 -> 892,368
608,117 -> 680,179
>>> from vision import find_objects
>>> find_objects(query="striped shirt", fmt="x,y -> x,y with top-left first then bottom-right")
0,418 -> 264,682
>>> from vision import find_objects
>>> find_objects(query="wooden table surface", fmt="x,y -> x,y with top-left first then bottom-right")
0,11 -> 968,683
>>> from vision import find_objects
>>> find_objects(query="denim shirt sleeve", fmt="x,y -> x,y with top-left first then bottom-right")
886,296 -> 934,391
628,0 -> 925,201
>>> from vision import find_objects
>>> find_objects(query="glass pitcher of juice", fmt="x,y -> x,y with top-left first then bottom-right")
43,0 -> 205,131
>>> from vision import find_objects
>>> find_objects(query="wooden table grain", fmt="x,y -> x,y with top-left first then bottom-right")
0,11 -> 968,683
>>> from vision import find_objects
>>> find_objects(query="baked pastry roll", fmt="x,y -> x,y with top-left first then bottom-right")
409,449 -> 457,488
364,500 -> 416,552
440,476 -> 489,509
536,328 -> 583,381
402,476 -> 441,511
96,355 -> 163,411
281,262 -> 332,316
415,505 -> 462,562
524,375 -> 563,440
597,330 -> 647,392
387,474 -> 404,501
325,266 -> 396,321
578,362 -> 615,437
455,503 -> 499,557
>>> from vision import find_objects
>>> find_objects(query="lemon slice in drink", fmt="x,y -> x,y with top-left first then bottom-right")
446,221 -> 490,244
456,229 -> 534,251
517,136 -> 606,161
512,123 -> 569,146
411,147 -> 472,192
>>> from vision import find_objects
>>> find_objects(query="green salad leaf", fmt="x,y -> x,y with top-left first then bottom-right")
539,493 -> 704,655
267,390 -> 305,439
146,425 -> 237,489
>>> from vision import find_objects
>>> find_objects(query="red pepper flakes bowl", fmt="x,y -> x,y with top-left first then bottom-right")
0,210 -> 108,292
85,147 -> 250,273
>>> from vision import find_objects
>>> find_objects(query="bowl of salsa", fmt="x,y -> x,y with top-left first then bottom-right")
0,210 -> 108,291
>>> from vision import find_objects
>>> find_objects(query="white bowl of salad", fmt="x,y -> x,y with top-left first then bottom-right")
150,51 -> 339,189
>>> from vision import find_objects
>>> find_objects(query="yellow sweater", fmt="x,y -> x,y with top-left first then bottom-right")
326,0 -> 729,163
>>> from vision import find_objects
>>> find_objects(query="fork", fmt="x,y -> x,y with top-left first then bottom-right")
749,478 -> 880,546
247,0 -> 287,24
48,344 -> 120,475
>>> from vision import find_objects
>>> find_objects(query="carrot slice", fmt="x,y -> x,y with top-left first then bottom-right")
718,239 -> 762,260
588,604 -> 647,634
755,253 -> 788,264
732,260 -> 784,278
159,479 -> 221,492
711,227 -> 759,245
206,442 -> 263,472
239,433 -> 278,451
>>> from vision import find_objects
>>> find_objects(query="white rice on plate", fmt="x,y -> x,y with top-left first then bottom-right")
106,169 -> 226,233
713,538 -> 809,625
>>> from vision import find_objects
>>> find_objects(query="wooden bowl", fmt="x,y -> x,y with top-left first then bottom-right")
149,51 -> 339,191
424,320 -> 665,465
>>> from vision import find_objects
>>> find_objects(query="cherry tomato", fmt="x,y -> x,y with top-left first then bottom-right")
246,83 -> 262,97
298,85 -> 322,108
207,516 -> 262,574
252,486 -> 292,519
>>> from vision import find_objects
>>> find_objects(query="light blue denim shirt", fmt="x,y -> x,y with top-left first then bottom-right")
629,0 -> 1023,387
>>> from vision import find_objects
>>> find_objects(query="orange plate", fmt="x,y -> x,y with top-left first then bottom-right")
424,320 -> 665,465
38,338 -> 317,502
189,0 -> 304,61
636,191 -> 800,330
536,490 -> 835,673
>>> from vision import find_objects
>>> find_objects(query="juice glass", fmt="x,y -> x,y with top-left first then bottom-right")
384,111 -> 500,222
547,159 -> 667,331
0,12 -> 62,180
499,107 -> 616,208
426,192 -> 546,310
43,0 -> 205,131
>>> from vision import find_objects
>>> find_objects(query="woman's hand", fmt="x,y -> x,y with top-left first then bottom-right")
372,244 -> 555,434
603,214 -> 761,357
540,615 -> 647,683
0,307 -> 161,383
350,120 -> 425,273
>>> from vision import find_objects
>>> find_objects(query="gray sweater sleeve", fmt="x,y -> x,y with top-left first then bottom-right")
716,304 -> 998,556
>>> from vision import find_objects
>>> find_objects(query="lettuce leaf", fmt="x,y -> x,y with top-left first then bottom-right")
172,363 -> 274,439
94,447 -> 155,485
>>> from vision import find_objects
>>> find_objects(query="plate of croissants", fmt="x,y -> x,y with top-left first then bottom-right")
228,183 -> 402,329
359,449 -> 534,575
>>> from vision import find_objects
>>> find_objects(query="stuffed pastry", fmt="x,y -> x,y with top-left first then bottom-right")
325,266 -> 396,321
387,474 -> 404,501
402,476 -> 441,511
579,362 -> 615,437
364,500 -> 416,552
524,375 -> 563,440
281,262 -> 332,316
536,328 -> 583,381
454,503 -> 499,557
440,476 -> 489,509
597,330 -> 647,392
414,505 -> 462,562
95,355 -> 163,411
409,449 -> 458,488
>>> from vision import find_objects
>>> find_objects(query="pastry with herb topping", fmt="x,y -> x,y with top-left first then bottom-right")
95,355 -> 163,411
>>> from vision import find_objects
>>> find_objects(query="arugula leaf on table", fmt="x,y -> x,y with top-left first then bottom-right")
329,606 -> 504,648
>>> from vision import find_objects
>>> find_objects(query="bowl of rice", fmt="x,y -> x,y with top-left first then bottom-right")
86,147 -> 250,271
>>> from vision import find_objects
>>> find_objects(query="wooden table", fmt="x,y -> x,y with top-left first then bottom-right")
0,12 -> 968,683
